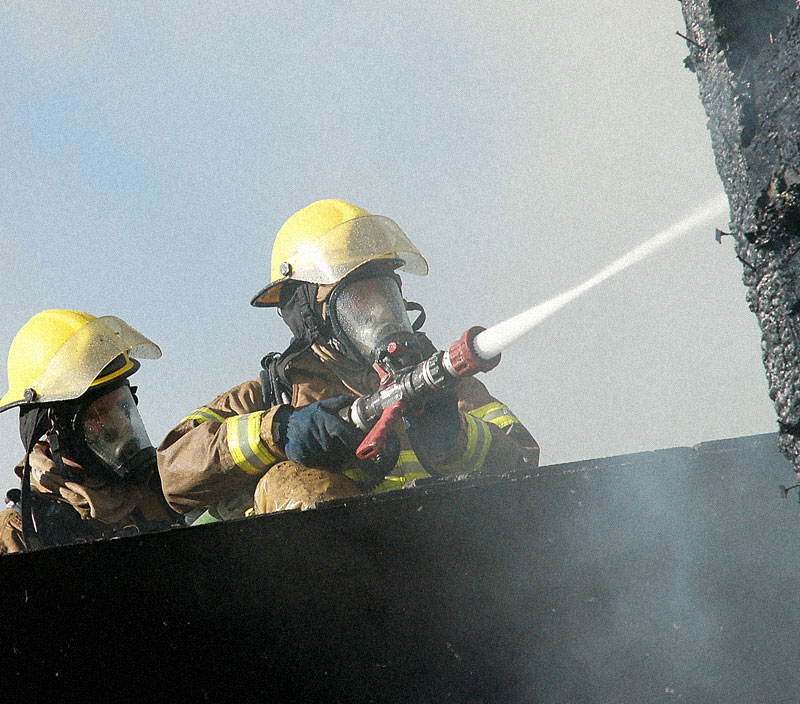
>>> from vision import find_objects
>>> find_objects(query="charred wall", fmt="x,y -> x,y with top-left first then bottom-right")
680,1 -> 800,472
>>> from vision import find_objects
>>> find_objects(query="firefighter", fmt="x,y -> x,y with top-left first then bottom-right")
0,309 -> 180,553
158,199 -> 539,520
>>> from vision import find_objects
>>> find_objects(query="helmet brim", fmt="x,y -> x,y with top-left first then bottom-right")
0,316 -> 159,412
253,214 -> 428,308
251,255 -> 427,309
250,280 -> 284,308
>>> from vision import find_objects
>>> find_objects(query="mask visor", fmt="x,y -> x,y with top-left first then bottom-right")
333,276 -> 414,362
78,385 -> 155,480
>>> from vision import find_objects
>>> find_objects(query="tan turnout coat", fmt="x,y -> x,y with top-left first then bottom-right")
158,345 -> 539,518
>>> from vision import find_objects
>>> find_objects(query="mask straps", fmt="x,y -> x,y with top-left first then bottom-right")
406,301 -> 426,331
46,408 -> 70,480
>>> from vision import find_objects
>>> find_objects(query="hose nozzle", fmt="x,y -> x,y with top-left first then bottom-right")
444,326 -> 501,377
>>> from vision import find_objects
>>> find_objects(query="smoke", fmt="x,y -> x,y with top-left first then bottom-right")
473,193 -> 730,360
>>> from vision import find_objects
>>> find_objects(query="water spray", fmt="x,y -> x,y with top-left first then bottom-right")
345,194 -> 730,460
472,193 -> 729,359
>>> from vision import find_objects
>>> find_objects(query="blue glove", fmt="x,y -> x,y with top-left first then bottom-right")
277,395 -> 365,470
405,390 -> 461,459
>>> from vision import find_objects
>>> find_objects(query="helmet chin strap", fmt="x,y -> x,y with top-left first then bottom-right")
43,405 -> 77,481
46,429 -> 68,478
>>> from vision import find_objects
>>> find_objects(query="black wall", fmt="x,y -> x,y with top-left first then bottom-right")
1,433 -> 799,702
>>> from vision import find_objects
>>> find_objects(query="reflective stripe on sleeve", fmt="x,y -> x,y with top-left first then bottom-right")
371,473 -> 430,493
468,401 -> 521,429
437,413 -> 492,474
225,412 -> 276,476
379,450 -> 431,490
344,450 -> 431,493
393,450 -> 428,477
181,407 -> 226,425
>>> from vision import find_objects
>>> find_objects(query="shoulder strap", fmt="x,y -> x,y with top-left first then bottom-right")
259,352 -> 285,408
259,338 -> 311,408
260,282 -> 328,408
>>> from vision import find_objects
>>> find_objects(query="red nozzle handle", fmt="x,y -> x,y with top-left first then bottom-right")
356,401 -> 406,460
447,326 -> 501,376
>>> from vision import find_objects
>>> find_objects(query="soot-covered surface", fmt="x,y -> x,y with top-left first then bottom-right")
1,433 -> 799,702
681,1 -> 800,471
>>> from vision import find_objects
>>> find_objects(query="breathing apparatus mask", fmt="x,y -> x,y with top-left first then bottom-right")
49,379 -> 157,484
328,271 -> 426,371
277,262 -> 428,374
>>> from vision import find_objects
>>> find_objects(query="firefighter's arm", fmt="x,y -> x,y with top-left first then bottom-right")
156,381 -> 286,514
408,376 -> 539,476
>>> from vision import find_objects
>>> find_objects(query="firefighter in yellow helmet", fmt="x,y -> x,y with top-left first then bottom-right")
158,199 -> 539,520
0,310 -> 180,553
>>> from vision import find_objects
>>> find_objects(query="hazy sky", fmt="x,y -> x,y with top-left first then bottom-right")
0,2 -> 778,491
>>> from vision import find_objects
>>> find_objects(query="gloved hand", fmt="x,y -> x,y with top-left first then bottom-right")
27,442 -> 83,489
405,390 -> 461,460
275,395 -> 365,471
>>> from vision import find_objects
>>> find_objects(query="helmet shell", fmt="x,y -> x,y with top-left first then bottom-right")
251,199 -> 428,307
0,309 -> 161,412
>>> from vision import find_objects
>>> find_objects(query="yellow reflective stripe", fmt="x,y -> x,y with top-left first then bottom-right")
371,472 -> 431,494
394,450 -> 425,473
469,402 -> 520,429
383,449 -> 431,488
437,414 -> 492,474
345,450 -> 432,493
439,414 -> 477,474
225,412 -> 276,476
472,417 -> 493,471
485,414 -> 517,429
344,467 -> 369,483
181,407 -> 226,425
470,402 -> 503,419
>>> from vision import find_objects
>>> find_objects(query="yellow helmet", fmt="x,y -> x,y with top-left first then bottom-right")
250,198 -> 428,307
0,309 -> 161,412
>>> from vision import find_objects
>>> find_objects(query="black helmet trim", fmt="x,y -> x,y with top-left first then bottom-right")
17,405 -> 51,550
